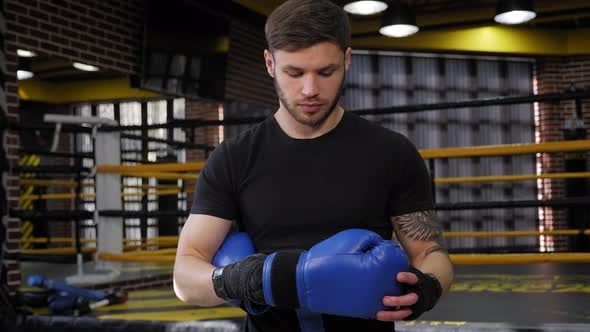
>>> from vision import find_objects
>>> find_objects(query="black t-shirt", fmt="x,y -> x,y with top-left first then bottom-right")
191,111 -> 434,332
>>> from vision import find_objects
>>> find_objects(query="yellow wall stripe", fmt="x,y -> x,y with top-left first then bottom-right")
18,78 -> 161,104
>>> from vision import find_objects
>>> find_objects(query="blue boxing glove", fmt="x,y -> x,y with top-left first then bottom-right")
212,232 -> 269,315
264,229 -> 409,318
213,229 -> 409,319
212,232 -> 256,267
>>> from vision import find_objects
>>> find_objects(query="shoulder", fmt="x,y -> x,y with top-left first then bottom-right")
346,111 -> 418,152
208,117 -> 271,169
215,118 -> 270,154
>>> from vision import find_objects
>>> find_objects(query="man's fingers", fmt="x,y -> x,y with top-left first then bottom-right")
397,271 -> 418,284
377,271 -> 420,322
383,293 -> 418,307
378,292 -> 417,321
376,308 -> 413,321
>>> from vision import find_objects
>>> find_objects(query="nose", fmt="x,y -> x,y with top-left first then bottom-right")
301,74 -> 319,98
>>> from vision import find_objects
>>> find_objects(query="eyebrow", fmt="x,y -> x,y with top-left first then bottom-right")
282,64 -> 339,72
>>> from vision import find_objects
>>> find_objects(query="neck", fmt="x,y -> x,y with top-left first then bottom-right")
274,105 -> 344,139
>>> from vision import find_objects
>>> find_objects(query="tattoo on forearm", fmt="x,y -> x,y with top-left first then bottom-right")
394,210 -> 443,243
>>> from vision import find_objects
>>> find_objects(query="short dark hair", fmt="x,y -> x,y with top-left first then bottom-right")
264,0 -> 351,53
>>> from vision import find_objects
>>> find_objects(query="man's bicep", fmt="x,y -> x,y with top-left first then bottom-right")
177,214 -> 233,262
191,142 -> 238,220
391,210 -> 446,262
389,137 -> 434,217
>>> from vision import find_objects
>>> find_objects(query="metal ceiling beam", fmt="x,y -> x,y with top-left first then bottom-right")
351,26 -> 590,56
237,0 -> 590,55
350,5 -> 590,35
236,0 -> 283,16
237,0 -> 590,28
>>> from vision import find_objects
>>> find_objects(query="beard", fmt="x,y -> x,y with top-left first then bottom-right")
274,74 -> 345,129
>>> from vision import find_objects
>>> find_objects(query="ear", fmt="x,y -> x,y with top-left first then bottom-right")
344,47 -> 352,71
264,49 -> 275,78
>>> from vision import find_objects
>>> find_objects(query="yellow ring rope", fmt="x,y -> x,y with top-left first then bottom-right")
21,237 -> 180,244
19,179 -> 182,190
420,139 -> 590,159
20,187 -> 195,201
443,230 -> 587,237
435,172 -> 590,184
21,172 -> 590,193
98,252 -> 176,263
96,161 -> 205,173
22,229 -> 590,246
96,252 -> 590,265
19,243 -> 178,255
449,253 -> 590,265
120,171 -> 198,180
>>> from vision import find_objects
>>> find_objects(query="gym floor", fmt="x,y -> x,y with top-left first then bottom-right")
21,261 -> 590,331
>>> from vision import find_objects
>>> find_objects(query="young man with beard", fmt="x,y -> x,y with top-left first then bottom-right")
173,0 -> 454,331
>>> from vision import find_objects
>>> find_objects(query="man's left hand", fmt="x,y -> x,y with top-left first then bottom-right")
376,267 -> 442,321
376,271 -> 418,321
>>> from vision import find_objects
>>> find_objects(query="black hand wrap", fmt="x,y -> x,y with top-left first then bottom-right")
212,254 -> 266,305
403,266 -> 442,321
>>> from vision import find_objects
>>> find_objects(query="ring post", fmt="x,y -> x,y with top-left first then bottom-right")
44,114 -> 122,284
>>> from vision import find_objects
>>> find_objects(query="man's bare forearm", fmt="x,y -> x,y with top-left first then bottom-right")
173,254 -> 225,307
392,210 -> 454,295
414,250 -> 453,295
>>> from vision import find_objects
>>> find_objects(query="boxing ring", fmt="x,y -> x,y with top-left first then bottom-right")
6,89 -> 590,331
10,139 -> 590,331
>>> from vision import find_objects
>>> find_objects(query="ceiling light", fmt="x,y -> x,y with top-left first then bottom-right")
379,2 -> 419,38
73,62 -> 100,72
380,24 -> 419,38
494,0 -> 536,25
344,1 -> 388,15
17,49 -> 37,57
17,70 -> 34,80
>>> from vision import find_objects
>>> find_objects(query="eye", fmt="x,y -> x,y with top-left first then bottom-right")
286,71 -> 303,78
319,70 -> 334,77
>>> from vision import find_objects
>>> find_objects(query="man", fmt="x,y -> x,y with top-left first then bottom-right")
173,0 -> 454,331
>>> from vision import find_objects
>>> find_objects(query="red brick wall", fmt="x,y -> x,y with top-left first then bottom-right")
5,0 -> 144,75
534,56 -> 590,251
225,18 -> 277,108
535,56 -> 590,142
3,0 -> 145,290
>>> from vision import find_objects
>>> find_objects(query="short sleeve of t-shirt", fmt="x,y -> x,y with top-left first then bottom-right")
389,137 -> 434,217
190,142 -> 238,221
